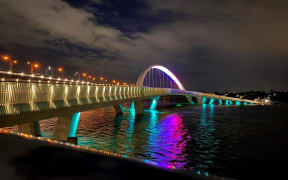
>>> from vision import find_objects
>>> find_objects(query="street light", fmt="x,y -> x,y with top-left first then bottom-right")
56,66 -> 64,78
26,61 -> 32,73
74,72 -> 80,80
57,67 -> 63,73
30,63 -> 40,74
1,55 -> 18,72
92,77 -> 96,83
82,72 -> 88,81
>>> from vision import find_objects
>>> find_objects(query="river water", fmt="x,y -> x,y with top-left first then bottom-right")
31,104 -> 288,179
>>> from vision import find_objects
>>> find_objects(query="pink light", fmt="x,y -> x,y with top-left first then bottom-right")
152,65 -> 185,90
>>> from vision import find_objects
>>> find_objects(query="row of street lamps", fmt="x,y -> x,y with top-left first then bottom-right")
1,55 -> 132,86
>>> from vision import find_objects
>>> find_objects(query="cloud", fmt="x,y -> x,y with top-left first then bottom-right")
0,0 -> 287,91
146,0 -> 288,56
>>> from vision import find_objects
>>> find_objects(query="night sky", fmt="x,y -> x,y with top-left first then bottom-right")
0,0 -> 287,92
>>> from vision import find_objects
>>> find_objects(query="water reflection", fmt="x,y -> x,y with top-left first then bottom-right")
146,112 -> 188,168
74,105 -> 189,169
1,104 -> 217,172
190,104 -> 218,172
2,104 -> 287,179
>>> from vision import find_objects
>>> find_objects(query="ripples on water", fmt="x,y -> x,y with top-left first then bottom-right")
6,104 -> 288,179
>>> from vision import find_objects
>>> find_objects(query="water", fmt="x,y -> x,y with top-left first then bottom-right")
39,104 -> 288,179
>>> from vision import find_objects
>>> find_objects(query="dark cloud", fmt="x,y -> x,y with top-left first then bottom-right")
0,0 -> 287,91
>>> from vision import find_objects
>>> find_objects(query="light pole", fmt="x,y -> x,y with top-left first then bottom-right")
27,61 -> 39,74
57,67 -> 64,77
26,61 -> 31,73
92,77 -> 96,83
74,72 -> 80,81
46,66 -> 53,76
82,72 -> 88,81
1,55 -> 18,72
30,63 -> 40,74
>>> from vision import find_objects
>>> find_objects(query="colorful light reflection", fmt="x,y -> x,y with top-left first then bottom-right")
146,113 -> 188,169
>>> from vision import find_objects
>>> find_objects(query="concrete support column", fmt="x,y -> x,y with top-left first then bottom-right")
196,97 -> 203,105
209,98 -> 215,105
150,96 -> 160,110
186,96 -> 193,104
53,112 -> 80,142
113,104 -> 124,115
134,100 -> 144,115
18,121 -> 41,136
218,99 -> 223,105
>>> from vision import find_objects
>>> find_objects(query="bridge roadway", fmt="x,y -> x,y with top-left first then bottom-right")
0,69 -> 260,142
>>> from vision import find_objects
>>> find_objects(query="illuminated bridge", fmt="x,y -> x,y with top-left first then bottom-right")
0,65 -> 260,142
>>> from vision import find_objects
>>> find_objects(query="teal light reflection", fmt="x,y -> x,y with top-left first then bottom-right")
192,103 -> 217,174
235,101 -> 241,106
244,102 -> 247,106
68,112 -> 81,137
124,105 -> 136,156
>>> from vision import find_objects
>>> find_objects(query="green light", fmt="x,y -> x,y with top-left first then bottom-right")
176,104 -> 182,107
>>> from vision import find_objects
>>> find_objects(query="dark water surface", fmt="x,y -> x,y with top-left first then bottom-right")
39,104 -> 288,179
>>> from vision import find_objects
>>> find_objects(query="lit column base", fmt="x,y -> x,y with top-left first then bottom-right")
18,121 -> 41,136
113,104 -> 124,115
53,112 -> 80,142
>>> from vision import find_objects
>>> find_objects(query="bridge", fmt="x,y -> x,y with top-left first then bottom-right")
0,65 -> 260,142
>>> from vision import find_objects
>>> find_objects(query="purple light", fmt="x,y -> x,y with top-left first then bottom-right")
146,113 -> 188,169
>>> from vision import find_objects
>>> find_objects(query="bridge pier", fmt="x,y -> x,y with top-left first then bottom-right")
196,97 -> 203,105
53,112 -> 80,142
113,104 -> 124,115
134,100 -> 144,115
217,99 -> 222,105
150,96 -> 160,110
18,121 -> 41,136
209,98 -> 215,105
186,96 -> 193,104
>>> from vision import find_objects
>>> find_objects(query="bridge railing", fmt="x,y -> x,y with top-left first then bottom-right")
0,81 -> 171,116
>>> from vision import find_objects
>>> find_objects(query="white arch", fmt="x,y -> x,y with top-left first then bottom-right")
136,65 -> 185,90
